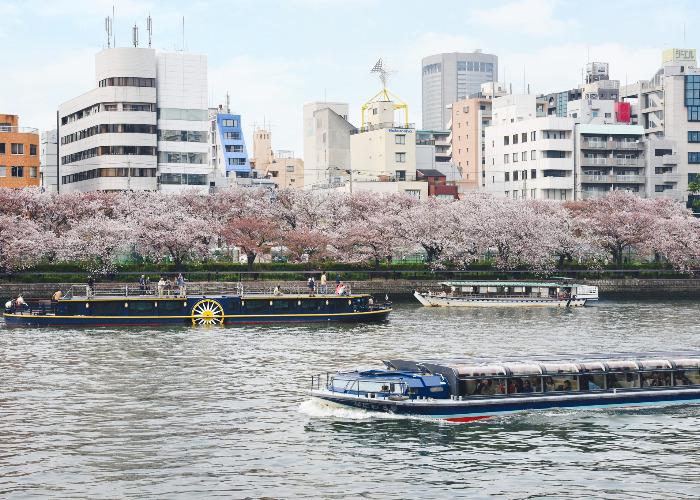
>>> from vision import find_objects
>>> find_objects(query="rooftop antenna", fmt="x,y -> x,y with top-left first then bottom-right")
104,14 -> 113,48
371,58 -> 392,90
112,5 -> 116,47
226,92 -> 231,113
362,58 -> 407,127
146,15 -> 152,47
132,23 -> 139,47
181,16 -> 185,51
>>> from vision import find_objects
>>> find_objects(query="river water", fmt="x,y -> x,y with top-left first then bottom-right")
1,298 -> 699,498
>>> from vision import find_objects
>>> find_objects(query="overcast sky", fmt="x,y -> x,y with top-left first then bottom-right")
1,0 -> 697,155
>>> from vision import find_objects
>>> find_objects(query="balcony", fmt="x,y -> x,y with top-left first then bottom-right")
580,139 -> 644,150
580,157 -> 643,167
0,125 -> 39,134
581,190 -> 612,200
661,154 -> 679,165
580,174 -> 646,184
350,122 -> 415,135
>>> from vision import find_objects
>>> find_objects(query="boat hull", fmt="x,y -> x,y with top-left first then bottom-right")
414,291 -> 586,308
3,308 -> 392,327
311,387 -> 700,422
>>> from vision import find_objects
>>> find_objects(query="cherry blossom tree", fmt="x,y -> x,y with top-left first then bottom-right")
219,216 -> 282,271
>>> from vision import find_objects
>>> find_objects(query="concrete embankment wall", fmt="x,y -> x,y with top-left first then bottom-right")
2,279 -> 700,301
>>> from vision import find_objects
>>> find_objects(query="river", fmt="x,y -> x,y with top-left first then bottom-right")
1,298 -> 699,498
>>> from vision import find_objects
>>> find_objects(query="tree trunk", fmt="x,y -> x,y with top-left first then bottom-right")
246,251 -> 257,272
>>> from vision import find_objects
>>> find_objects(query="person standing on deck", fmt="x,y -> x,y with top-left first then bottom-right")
139,275 -> 147,295
87,277 -> 95,298
176,273 -> 186,297
320,272 -> 327,295
157,276 -> 166,297
307,276 -> 316,296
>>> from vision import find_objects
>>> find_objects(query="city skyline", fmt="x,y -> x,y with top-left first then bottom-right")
1,0 -> 698,155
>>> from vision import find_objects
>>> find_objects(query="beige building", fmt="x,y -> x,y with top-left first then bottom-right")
450,97 -> 493,193
251,128 -> 304,188
350,100 -> 416,181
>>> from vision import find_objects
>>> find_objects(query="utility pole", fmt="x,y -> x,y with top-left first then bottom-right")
127,158 -> 131,191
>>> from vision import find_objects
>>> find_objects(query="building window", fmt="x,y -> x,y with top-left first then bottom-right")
689,152 -> 700,163
224,145 -> 244,153
222,118 -> 239,127
504,172 -> 510,181
530,150 -> 536,160
11,166 -> 23,177
224,132 -> 241,140
513,134 -> 519,144
11,143 -> 24,155
0,166 -> 5,176
688,107 -> 700,121
395,152 -> 406,163
405,189 -> 421,199
531,131 -> 536,141
512,152 -> 518,163
504,154 -> 509,164
521,132 -> 527,143
228,158 -> 246,166
605,113 -> 612,118
29,144 -> 37,156
29,167 -> 37,178
530,188 -> 536,198
689,132 -> 700,143
513,171 -> 519,181
0,144 -> 4,154
98,77 -> 156,88
531,169 -> 536,179
522,151 -> 527,161
286,165 -> 294,172
395,134 -> 406,145
504,136 -> 509,145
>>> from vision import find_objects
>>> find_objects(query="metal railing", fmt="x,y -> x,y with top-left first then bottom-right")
0,125 -> 39,134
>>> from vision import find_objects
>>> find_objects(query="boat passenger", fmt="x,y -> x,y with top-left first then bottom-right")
87,277 -> 95,298
165,278 -> 173,297
307,277 -> 316,296
472,379 -> 487,395
52,290 -> 62,301
522,380 -> 533,393
676,372 -> 692,386
139,275 -> 147,295
368,297 -> 374,307
157,276 -> 166,297
320,272 -> 327,295
176,273 -> 186,297
273,285 -> 283,296
563,380 -> 573,391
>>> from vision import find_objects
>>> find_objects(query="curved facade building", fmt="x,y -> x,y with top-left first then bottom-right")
58,47 -> 210,193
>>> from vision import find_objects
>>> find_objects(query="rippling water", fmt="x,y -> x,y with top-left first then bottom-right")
1,298 -> 700,498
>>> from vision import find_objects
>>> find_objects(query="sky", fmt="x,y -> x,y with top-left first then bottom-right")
1,0 -> 699,155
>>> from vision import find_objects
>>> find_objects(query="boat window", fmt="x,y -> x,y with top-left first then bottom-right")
245,300 -> 268,313
300,299 -> 322,312
637,359 -> 673,370
607,372 -> 640,389
160,300 -> 186,312
544,376 -> 579,392
459,377 -> 506,396
674,369 -> 700,386
455,365 -> 507,377
271,299 -> 292,312
130,301 -> 155,314
507,376 -> 542,394
640,371 -> 672,387
356,380 -> 392,393
541,362 -> 580,374
579,374 -> 606,391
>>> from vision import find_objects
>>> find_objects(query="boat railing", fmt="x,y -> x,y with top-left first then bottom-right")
64,281 -> 357,299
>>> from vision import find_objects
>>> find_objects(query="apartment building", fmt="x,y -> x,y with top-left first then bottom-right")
251,129 -> 304,188
0,114 -> 40,188
484,94 -> 648,201
209,107 -> 250,183
58,46 -> 212,193
621,48 -> 700,204
302,102 -> 354,188
422,51 -> 498,130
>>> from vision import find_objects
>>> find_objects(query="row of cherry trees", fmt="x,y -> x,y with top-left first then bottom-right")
0,187 -> 697,274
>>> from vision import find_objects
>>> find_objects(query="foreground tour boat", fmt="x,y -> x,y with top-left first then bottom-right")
310,352 -> 700,422
413,280 -> 599,307
3,284 -> 391,327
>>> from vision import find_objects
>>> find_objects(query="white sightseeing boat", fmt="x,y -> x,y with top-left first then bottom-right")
413,280 -> 598,308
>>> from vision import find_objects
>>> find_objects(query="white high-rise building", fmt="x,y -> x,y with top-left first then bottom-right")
422,51 -> 498,131
58,47 -> 212,193
40,129 -> 58,192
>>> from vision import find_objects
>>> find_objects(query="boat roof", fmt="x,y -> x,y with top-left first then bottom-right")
440,281 -> 577,288
385,351 -> 700,376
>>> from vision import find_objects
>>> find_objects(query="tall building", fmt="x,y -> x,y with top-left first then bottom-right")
421,51 -> 498,131
0,114 -> 40,188
621,48 -> 700,204
40,129 -> 58,192
58,46 -> 213,193
302,102 -> 354,188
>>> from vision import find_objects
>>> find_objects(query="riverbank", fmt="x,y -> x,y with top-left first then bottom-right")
3,278 -> 700,301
